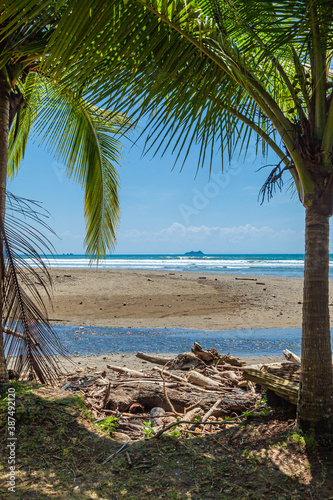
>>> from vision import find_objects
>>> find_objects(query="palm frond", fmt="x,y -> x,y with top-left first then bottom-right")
9,75 -> 131,257
2,193 -> 69,384
8,73 -> 39,177
39,0 -> 332,186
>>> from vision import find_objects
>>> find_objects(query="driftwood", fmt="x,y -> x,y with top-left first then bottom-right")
187,370 -> 222,388
106,365 -> 144,378
235,277 -> 257,281
105,381 -> 256,413
153,367 -> 224,393
190,343 -> 245,367
136,346 -> 245,371
191,343 -> 220,363
218,370 -> 240,383
266,364 -> 300,383
189,398 -> 222,431
171,352 -> 201,369
136,352 -> 173,365
243,368 -> 298,405
283,349 -> 301,365
59,343 -> 286,440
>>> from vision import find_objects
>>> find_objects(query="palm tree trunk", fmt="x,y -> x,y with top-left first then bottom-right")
0,74 -> 10,385
297,205 -> 333,432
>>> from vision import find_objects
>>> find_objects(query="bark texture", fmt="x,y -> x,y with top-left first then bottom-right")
0,75 -> 10,384
298,206 -> 333,431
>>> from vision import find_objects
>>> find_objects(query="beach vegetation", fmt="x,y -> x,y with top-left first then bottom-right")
97,416 -> 119,435
28,0 -> 333,436
143,420 -> 155,437
0,2 -> 132,385
1,382 -> 330,499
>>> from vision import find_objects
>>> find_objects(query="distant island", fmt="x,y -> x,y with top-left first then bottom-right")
184,251 -> 205,256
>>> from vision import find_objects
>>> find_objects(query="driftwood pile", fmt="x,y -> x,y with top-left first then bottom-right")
58,344 -> 303,441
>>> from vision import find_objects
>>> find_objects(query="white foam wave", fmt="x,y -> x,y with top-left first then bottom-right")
22,256 -> 315,271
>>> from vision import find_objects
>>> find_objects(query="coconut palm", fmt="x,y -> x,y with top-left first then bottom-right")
32,0 -> 333,433
0,2 -> 129,385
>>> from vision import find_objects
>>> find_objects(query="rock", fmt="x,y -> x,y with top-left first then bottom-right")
111,432 -> 131,442
150,407 -> 166,417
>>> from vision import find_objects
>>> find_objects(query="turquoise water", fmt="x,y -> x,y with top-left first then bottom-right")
24,253 -> 333,278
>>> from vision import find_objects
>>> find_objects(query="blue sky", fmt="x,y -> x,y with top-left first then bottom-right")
9,130 -> 310,255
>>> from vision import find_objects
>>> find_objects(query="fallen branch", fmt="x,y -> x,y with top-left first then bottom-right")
102,441 -> 129,465
283,349 -> 301,365
106,365 -> 145,378
190,398 -> 222,431
161,360 -> 182,416
153,419 -> 238,439
136,352 -> 174,365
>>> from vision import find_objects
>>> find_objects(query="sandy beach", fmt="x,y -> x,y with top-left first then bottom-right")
36,268 -> 318,371
45,268 -> 311,331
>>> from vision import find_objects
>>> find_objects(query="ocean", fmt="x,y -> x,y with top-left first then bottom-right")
25,253 -> 333,278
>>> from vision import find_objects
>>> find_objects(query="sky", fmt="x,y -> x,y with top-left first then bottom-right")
8,129 -> 311,255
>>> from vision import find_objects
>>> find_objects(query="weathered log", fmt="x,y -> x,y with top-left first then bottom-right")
243,368 -> 298,405
136,352 -> 174,365
266,364 -> 300,383
187,370 -> 222,388
218,370 -> 240,383
105,382 -> 257,413
219,355 -> 246,367
106,365 -> 144,378
153,367 -> 222,393
171,352 -> 201,369
191,343 -> 219,363
283,349 -> 301,365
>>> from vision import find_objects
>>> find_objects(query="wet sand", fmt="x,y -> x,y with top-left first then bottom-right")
43,268 -> 313,331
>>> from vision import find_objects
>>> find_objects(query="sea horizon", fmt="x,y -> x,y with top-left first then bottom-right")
22,253 -> 333,279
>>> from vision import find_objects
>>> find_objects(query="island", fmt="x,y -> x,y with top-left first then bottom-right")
184,250 -> 205,256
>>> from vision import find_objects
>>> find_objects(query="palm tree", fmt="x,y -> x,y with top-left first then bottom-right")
34,0 -> 333,433
0,2 -> 129,384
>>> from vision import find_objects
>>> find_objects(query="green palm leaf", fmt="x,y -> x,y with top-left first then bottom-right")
9,75 -> 130,257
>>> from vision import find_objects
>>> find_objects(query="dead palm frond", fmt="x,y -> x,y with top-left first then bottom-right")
2,193 -> 69,384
